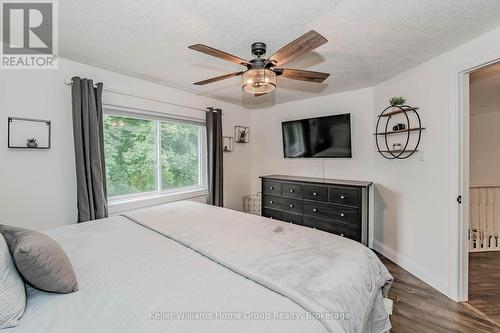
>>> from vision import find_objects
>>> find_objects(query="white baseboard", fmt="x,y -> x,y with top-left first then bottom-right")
372,239 -> 449,297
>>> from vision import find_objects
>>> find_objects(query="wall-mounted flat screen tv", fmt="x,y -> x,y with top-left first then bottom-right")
282,113 -> 352,158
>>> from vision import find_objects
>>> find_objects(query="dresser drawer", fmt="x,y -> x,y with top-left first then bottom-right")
263,181 -> 282,195
263,208 -> 303,225
303,201 -> 359,227
303,185 -> 328,202
328,186 -> 360,207
262,208 -> 283,220
303,217 -> 361,241
281,183 -> 303,198
263,195 -> 303,214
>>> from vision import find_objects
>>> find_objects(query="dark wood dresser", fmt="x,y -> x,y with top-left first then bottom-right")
260,175 -> 372,245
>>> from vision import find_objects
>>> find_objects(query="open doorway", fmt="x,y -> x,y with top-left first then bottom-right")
467,61 -> 500,326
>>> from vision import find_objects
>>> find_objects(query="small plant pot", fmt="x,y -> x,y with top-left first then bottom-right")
27,142 -> 38,148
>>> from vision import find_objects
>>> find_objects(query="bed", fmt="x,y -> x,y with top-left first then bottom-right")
7,201 -> 392,333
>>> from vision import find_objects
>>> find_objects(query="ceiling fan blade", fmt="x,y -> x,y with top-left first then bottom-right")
274,68 -> 329,83
254,93 -> 267,97
189,44 -> 251,66
193,71 -> 244,85
266,30 -> 328,67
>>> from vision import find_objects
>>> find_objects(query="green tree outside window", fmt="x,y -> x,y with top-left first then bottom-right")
103,115 -> 201,198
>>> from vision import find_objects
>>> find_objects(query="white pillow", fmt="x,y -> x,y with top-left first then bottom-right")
0,234 -> 26,328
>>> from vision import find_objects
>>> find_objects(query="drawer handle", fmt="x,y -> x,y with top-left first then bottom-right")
312,208 -> 317,212
270,186 -> 274,190
289,204 -> 294,208
340,233 -> 345,237
340,195 -> 345,199
313,192 -> 318,196
270,200 -> 274,204
340,213 -> 345,217
290,189 -> 295,193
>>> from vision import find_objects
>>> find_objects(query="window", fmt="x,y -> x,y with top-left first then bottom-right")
103,113 -> 205,201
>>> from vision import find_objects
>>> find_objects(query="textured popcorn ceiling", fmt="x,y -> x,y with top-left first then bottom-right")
470,62 -> 500,114
59,0 -> 500,109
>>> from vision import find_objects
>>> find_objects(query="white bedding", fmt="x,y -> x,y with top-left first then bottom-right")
6,201 -> 392,333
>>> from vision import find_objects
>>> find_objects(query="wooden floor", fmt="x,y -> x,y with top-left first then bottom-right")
378,254 -> 500,333
468,251 -> 500,327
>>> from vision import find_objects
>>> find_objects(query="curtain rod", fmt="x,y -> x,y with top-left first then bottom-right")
64,79 -> 220,113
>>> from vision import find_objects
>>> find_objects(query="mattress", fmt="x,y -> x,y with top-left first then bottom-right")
6,201 -> 392,333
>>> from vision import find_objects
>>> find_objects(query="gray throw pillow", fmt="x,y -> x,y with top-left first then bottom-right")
0,225 -> 78,294
0,234 -> 26,328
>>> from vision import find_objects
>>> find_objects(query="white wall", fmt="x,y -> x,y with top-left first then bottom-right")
371,26 -> 500,299
372,63 -> 450,294
470,112 -> 500,185
0,58 -> 252,231
250,88 -> 375,190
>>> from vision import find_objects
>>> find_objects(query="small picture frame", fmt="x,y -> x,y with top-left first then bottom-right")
223,136 -> 234,152
235,126 -> 249,143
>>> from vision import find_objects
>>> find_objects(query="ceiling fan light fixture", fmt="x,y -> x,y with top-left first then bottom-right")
242,69 -> 276,94
189,31 -> 329,91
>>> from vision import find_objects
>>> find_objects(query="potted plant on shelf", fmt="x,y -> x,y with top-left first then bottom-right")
389,96 -> 406,112
26,137 -> 38,148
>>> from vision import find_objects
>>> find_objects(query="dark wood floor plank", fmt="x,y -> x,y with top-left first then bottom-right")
378,254 -> 500,333
468,251 -> 500,326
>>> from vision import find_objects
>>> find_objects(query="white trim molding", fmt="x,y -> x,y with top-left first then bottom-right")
448,47 -> 500,301
109,188 -> 207,215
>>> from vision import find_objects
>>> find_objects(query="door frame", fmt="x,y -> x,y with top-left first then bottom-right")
450,52 -> 500,302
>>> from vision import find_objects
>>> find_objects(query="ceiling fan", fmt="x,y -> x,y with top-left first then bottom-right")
188,30 -> 330,96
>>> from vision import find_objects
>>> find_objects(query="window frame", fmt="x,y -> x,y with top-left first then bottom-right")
103,108 -> 207,211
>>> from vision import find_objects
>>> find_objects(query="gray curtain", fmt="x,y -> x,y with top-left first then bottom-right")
71,77 -> 108,222
206,108 -> 223,207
